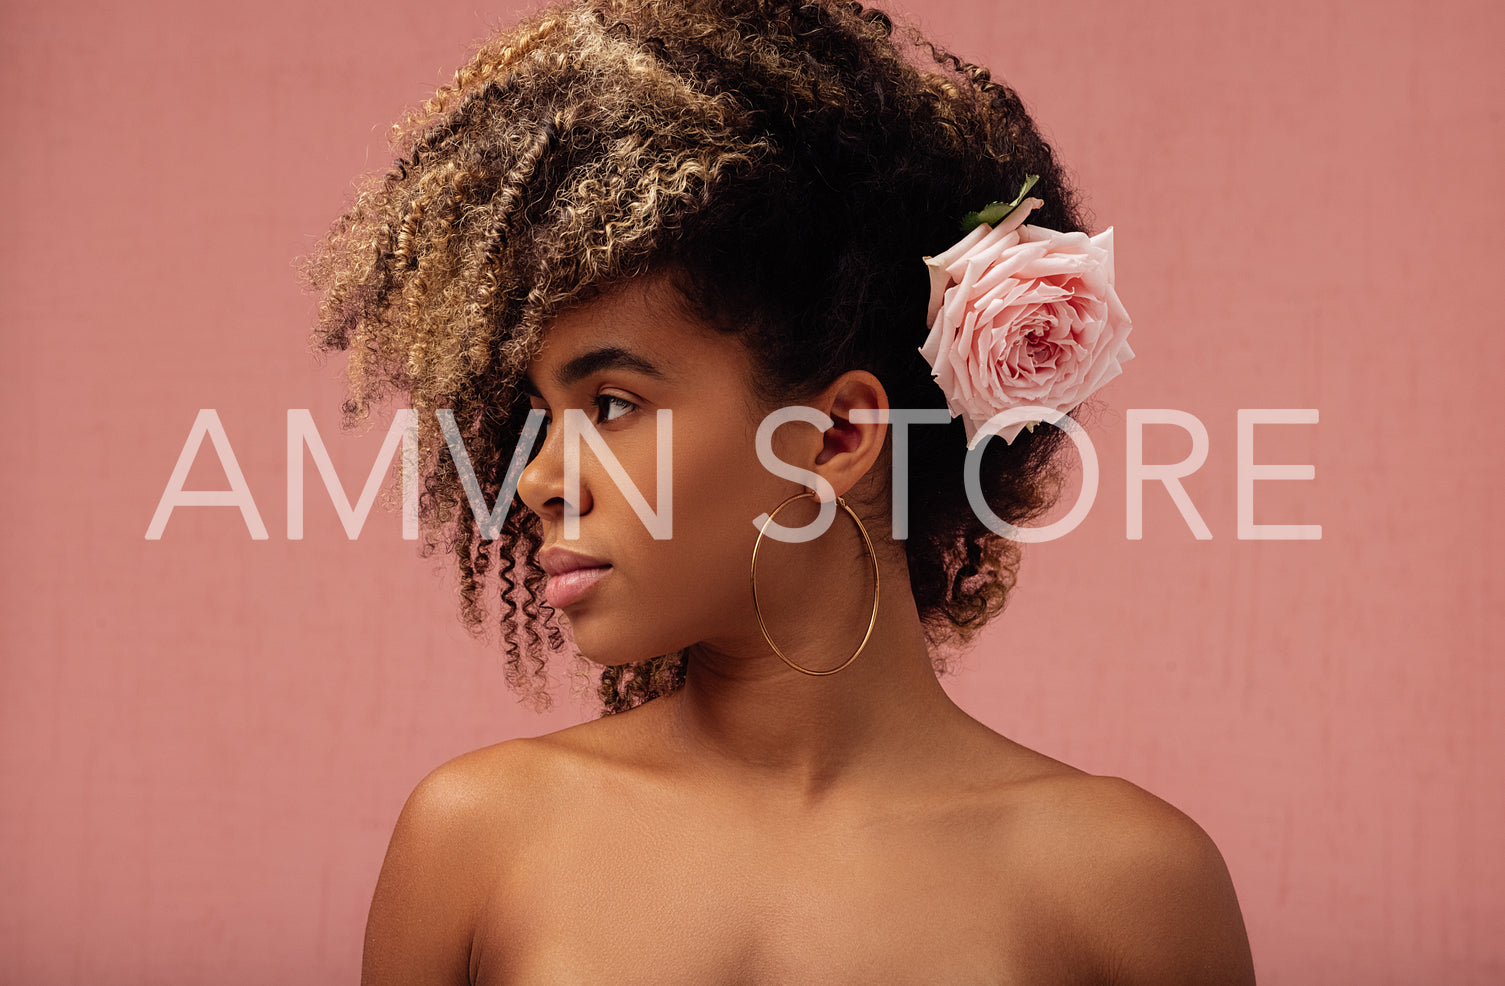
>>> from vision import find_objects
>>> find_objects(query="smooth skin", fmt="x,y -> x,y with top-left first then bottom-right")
360,273 -> 1257,985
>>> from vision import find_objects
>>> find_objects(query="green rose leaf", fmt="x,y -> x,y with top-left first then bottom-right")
959,174 -> 1041,234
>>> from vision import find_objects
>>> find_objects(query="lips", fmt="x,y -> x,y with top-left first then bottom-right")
537,546 -> 611,609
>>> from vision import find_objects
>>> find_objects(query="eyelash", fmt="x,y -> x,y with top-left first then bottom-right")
594,393 -> 637,423
530,393 -> 639,432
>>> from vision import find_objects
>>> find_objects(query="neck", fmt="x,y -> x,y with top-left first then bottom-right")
658,570 -> 974,804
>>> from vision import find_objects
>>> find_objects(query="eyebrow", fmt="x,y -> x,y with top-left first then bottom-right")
522,345 -> 666,395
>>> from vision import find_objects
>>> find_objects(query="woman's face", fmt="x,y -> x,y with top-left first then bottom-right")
516,274 -> 812,666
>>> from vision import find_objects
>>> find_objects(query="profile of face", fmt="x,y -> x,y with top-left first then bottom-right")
516,273 -> 887,672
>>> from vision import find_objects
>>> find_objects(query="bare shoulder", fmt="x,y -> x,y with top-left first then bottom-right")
359,737 -> 559,986
393,715 -> 628,823
403,734 -> 562,820
1003,770 -> 1256,986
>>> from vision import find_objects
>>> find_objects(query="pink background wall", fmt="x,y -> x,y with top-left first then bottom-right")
2,0 -> 1500,982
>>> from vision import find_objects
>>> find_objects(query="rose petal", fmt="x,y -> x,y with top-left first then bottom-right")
924,221 -> 992,273
924,262 -> 951,326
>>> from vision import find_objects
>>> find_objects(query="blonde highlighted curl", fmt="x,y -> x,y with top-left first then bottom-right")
301,0 -> 1087,715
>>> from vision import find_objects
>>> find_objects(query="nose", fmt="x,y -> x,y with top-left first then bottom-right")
516,416 -> 590,526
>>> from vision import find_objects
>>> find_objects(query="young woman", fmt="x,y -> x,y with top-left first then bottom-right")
304,0 -> 1256,982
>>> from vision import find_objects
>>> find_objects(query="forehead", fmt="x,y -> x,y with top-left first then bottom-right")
524,274 -> 752,392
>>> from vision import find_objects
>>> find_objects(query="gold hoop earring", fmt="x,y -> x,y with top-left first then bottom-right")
749,490 -> 880,676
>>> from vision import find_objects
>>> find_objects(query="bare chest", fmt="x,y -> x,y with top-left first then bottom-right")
468,798 -> 1091,986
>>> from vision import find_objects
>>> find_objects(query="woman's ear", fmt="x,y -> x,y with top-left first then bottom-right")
812,370 -> 889,496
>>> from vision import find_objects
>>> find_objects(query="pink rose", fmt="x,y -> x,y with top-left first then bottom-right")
920,197 -> 1135,448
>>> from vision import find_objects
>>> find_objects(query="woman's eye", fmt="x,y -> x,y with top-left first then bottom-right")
594,394 -> 637,423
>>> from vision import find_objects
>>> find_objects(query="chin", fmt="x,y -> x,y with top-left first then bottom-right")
556,609 -> 685,668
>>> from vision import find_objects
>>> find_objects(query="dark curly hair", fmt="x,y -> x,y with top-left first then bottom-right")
300,0 -> 1088,715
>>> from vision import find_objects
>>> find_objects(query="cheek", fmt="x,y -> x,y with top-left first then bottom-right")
671,414 -> 778,537
649,415 -> 778,610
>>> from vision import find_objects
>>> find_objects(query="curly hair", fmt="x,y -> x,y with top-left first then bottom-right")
300,0 -> 1088,715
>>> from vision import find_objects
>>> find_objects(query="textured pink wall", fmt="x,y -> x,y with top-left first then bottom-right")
2,0 -> 1500,983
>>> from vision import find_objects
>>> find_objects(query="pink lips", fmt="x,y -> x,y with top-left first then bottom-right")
537,546 -> 611,609
543,566 -> 611,608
